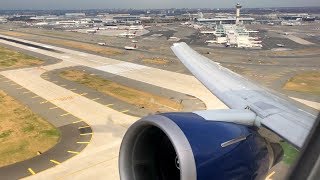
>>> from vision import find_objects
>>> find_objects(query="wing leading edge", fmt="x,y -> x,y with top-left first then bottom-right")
171,42 -> 318,148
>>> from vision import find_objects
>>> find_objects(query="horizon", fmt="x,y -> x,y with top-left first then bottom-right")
1,0 -> 320,11
1,6 -> 320,11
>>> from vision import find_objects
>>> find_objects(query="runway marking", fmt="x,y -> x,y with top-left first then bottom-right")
265,171 -> 275,180
67,151 -> 80,155
10,83 -> 18,86
60,113 -> 70,117
28,168 -> 36,175
105,104 -> 113,107
78,126 -> 90,129
31,95 -> 39,98
77,142 -> 90,144
69,88 -> 77,91
52,81 -> 58,83
17,87 -> 24,89
50,159 -> 61,165
72,120 -> 83,124
80,93 -> 87,96
23,91 -> 31,94
40,101 -> 48,104
80,133 -> 93,136
3,80 -> 11,83
92,98 -> 100,101
60,84 -> 67,87
121,110 -> 129,113
49,106 -> 59,110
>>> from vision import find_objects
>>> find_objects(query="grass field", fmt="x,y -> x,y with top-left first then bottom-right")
60,70 -> 183,112
0,46 -> 43,69
0,90 -> 60,167
280,141 -> 299,165
283,72 -> 320,95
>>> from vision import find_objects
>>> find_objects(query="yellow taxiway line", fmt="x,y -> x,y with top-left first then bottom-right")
50,159 -> 61,165
67,151 -> 80,155
28,168 -> 36,175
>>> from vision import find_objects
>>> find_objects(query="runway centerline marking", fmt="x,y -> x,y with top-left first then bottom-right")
28,168 -> 36,175
50,160 -> 61,165
49,106 -> 59,110
31,95 -> 39,98
40,101 -> 48,104
60,84 -> 67,87
80,93 -> 88,96
67,151 -> 80,155
52,81 -> 58,83
60,113 -> 70,117
23,91 -> 31,94
121,110 -> 129,113
17,87 -> 24,89
69,88 -> 77,91
92,98 -> 100,101
105,104 -> 113,107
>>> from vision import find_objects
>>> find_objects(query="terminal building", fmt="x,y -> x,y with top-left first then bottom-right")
196,17 -> 255,25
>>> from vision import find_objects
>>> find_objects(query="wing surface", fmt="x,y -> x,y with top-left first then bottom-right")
171,42 -> 318,148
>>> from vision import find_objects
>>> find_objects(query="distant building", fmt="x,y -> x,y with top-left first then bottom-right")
196,17 -> 255,25
65,13 -> 86,17
0,17 -> 7,23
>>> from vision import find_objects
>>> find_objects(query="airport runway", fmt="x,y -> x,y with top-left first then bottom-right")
0,34 -> 226,179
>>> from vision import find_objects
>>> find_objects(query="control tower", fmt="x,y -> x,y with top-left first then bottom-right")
235,3 -> 242,25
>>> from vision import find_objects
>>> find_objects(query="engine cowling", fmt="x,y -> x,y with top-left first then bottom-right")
119,112 -> 281,180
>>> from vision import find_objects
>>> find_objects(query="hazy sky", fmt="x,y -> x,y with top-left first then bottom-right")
0,0 -> 319,10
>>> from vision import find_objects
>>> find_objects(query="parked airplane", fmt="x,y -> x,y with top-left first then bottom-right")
119,42 -> 318,180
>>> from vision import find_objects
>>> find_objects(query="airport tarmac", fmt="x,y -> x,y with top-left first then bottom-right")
0,75 -> 92,179
44,66 -> 206,117
0,34 -> 226,179
0,33 -> 318,180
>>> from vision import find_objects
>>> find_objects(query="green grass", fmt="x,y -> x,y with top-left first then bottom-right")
0,130 -> 13,138
280,141 -> 299,165
41,129 -> 60,137
0,90 -> 60,167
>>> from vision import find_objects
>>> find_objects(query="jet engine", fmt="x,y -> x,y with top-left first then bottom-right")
119,112 -> 283,180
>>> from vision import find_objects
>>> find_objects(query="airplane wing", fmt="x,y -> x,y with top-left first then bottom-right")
171,42 -> 318,148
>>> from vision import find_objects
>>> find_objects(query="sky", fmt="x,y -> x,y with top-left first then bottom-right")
0,0 -> 319,10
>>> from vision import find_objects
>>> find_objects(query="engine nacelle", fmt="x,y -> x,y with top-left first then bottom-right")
119,112 -> 281,180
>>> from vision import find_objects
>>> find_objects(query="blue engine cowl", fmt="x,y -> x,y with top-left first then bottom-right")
119,112 -> 273,180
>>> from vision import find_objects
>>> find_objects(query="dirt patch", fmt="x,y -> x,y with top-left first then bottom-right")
60,70 -> 183,112
283,72 -> 320,95
0,90 -> 60,167
0,31 -> 28,37
142,58 -> 170,65
0,46 -> 43,69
